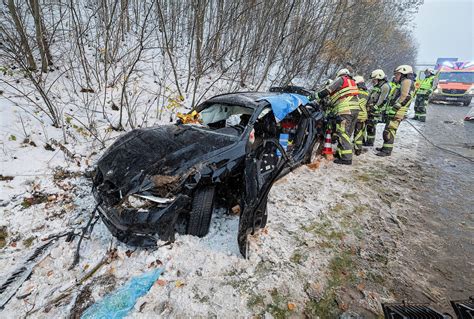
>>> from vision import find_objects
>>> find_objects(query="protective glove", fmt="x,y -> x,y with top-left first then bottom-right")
308,93 -> 320,102
385,107 -> 397,117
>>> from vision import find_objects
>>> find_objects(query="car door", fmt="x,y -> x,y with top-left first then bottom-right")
237,103 -> 323,257
287,105 -> 320,165
237,136 -> 288,257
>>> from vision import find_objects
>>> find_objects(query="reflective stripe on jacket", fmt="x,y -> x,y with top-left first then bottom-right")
357,90 -> 368,121
368,81 -> 390,112
392,78 -> 415,110
387,82 -> 400,105
329,75 -> 360,114
329,76 -> 359,105
416,76 -> 434,94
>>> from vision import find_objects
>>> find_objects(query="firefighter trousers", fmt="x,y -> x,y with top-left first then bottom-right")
364,117 -> 376,146
380,117 -> 402,154
414,94 -> 429,122
353,120 -> 366,152
335,109 -> 359,161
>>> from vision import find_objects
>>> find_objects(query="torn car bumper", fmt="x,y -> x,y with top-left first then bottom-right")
95,192 -> 191,247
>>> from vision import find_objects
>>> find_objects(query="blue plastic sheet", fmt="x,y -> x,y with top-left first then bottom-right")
81,268 -> 163,319
276,133 -> 289,157
257,93 -> 309,122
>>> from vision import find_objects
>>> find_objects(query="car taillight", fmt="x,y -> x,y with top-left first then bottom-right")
249,128 -> 255,144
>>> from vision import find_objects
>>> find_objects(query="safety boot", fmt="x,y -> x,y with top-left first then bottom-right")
334,158 -> 352,165
354,149 -> 362,156
376,150 -> 391,157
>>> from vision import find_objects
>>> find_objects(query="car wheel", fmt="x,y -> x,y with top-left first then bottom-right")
463,99 -> 471,106
187,186 -> 215,237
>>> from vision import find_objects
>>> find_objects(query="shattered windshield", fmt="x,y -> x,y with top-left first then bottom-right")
198,104 -> 254,129
438,72 -> 474,83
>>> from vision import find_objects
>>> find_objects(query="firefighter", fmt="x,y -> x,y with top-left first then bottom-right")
376,65 -> 415,156
309,69 -> 359,165
414,68 -> 437,122
316,79 -> 338,145
364,69 -> 391,146
388,76 -> 400,104
353,76 -> 368,155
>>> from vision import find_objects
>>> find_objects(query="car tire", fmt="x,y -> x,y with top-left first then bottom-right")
463,99 -> 471,106
187,186 -> 215,237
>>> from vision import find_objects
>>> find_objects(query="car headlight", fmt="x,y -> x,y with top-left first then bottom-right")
468,86 -> 474,94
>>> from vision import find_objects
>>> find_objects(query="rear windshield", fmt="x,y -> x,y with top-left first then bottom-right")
438,72 -> 474,83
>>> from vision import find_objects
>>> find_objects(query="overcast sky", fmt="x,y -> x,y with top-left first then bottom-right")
414,0 -> 474,64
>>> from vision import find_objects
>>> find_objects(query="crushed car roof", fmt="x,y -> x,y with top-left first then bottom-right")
203,91 -> 280,108
257,93 -> 309,122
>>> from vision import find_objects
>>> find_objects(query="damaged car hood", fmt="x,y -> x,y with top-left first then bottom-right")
97,124 -> 239,193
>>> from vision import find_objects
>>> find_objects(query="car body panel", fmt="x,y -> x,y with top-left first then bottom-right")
93,89 -> 324,252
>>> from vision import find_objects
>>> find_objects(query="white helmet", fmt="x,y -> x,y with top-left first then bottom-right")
394,65 -> 413,75
336,68 -> 351,77
353,75 -> 364,84
323,79 -> 333,86
370,69 -> 386,80
425,68 -> 435,75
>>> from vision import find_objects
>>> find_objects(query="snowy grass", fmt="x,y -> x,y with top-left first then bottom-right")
1,94 -> 436,318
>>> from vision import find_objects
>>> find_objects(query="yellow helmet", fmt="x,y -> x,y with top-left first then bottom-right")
394,65 -> 413,75
370,69 -> 386,80
336,68 -> 351,77
354,75 -> 365,84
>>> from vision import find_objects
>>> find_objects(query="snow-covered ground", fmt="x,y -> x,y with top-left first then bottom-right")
1,93 -> 472,318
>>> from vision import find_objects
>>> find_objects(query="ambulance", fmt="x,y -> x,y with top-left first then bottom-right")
430,61 -> 474,106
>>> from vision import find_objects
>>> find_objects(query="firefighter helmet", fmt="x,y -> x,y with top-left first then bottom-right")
354,75 -> 365,84
425,68 -> 435,75
323,79 -> 333,86
394,65 -> 413,75
370,69 -> 386,80
336,68 -> 351,77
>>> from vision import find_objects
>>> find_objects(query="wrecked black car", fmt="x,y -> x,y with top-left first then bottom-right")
92,87 -> 324,256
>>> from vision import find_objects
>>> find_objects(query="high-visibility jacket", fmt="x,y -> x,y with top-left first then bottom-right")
357,89 -> 368,121
368,81 -> 391,113
387,81 -> 400,106
390,78 -> 415,118
416,75 -> 435,95
329,75 -> 360,115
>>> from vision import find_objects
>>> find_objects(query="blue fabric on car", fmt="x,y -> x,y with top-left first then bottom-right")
257,93 -> 309,122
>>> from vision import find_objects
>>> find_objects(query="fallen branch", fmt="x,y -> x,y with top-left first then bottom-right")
69,203 -> 100,270
28,246 -> 113,315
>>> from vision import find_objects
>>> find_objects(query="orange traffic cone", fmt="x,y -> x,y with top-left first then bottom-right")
322,129 -> 334,160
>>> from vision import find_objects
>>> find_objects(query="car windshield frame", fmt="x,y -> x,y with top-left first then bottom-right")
197,103 -> 254,126
438,72 -> 474,84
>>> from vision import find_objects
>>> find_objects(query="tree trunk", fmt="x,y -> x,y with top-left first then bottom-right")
30,0 -> 51,72
7,0 -> 37,71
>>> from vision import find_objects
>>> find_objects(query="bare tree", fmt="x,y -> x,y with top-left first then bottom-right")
6,0 -> 37,70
